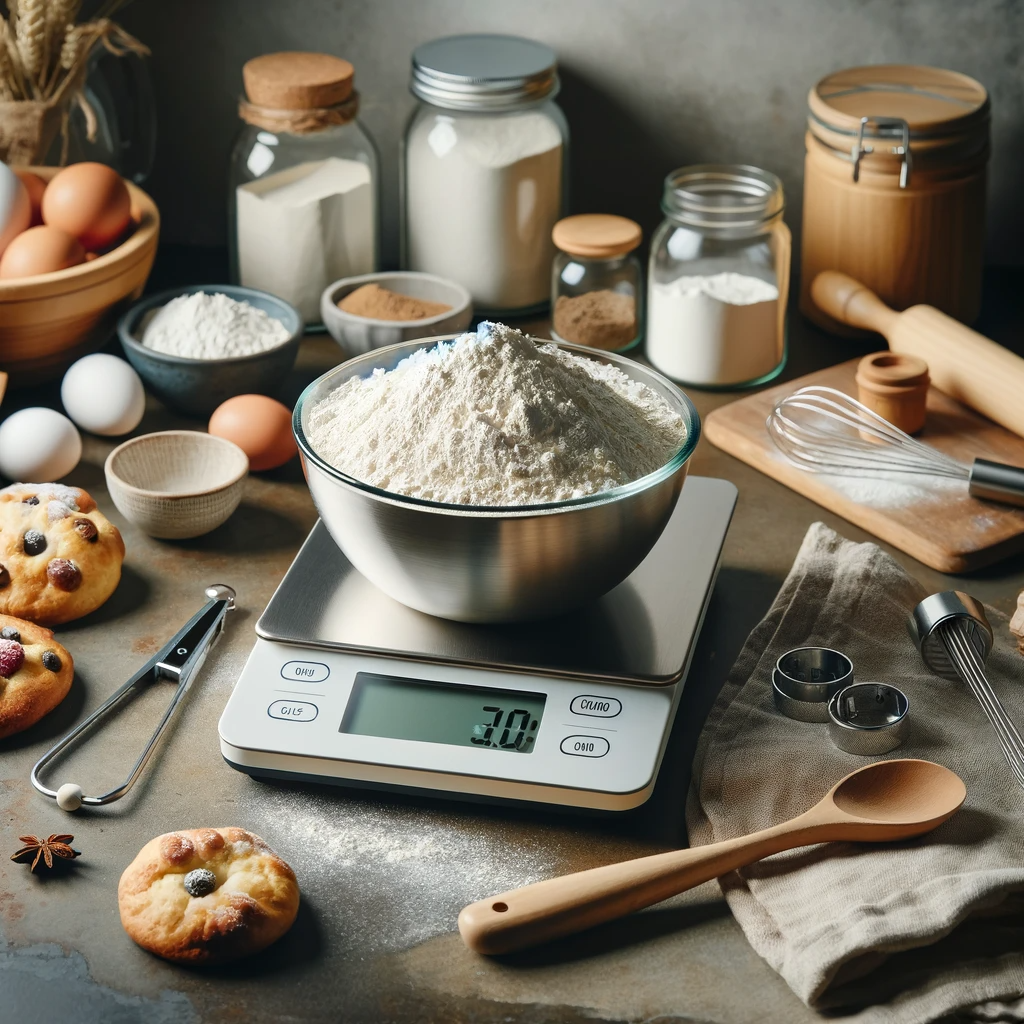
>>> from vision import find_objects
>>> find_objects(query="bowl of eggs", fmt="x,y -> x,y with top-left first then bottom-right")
0,162 -> 160,386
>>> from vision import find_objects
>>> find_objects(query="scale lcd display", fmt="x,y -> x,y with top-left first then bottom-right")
340,672 -> 545,754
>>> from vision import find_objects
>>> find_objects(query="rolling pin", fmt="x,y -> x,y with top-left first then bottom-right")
812,271 -> 1024,440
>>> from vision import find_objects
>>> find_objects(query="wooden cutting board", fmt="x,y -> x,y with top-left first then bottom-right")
704,359 -> 1024,573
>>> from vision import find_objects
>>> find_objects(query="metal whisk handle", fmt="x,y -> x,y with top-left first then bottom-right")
912,591 -> 1024,790
968,459 -> 1024,508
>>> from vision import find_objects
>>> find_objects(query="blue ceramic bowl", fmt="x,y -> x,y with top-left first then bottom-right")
118,285 -> 304,418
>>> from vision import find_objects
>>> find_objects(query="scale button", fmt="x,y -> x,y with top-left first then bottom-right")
570,695 -> 622,718
281,661 -> 330,683
560,735 -> 610,758
268,700 -> 318,722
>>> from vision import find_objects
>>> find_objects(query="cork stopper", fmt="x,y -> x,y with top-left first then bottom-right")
856,352 -> 930,435
552,215 -> 642,259
243,52 -> 355,110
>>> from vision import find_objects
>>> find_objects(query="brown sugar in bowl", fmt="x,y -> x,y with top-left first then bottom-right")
0,166 -> 160,387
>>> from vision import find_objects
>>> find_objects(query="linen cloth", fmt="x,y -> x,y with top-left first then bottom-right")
687,523 -> 1024,1023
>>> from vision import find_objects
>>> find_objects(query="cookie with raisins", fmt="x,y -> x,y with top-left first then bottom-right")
0,613 -> 73,739
0,483 -> 124,625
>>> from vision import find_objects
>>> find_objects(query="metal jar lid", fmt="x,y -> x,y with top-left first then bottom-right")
807,64 -> 990,185
410,34 -> 559,111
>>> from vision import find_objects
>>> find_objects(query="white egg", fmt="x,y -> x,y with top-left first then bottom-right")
0,407 -> 82,481
0,162 -> 30,257
61,353 -> 146,436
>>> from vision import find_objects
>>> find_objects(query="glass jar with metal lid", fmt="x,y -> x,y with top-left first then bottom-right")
801,64 -> 989,333
550,214 -> 642,352
229,52 -> 380,328
402,34 -> 569,316
646,164 -> 790,389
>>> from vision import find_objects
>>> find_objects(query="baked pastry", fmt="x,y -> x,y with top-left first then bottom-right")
118,827 -> 300,965
0,483 -> 125,625
0,613 -> 74,739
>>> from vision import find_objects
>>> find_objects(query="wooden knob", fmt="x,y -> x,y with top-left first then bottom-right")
855,352 -> 930,434
811,272 -> 900,336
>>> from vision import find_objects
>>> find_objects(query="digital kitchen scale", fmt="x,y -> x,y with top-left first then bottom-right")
219,476 -> 737,811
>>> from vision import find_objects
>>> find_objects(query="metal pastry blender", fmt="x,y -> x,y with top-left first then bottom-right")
31,585 -> 235,811
912,590 -> 1024,789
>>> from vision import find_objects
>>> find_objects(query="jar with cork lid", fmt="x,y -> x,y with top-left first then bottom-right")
550,214 -> 642,352
229,51 -> 380,327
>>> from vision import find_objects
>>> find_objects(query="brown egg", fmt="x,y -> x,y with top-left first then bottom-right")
42,162 -> 131,251
14,170 -> 46,226
0,225 -> 85,279
208,395 -> 297,472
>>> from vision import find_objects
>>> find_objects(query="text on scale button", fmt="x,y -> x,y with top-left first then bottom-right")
570,695 -> 622,718
281,661 -> 330,682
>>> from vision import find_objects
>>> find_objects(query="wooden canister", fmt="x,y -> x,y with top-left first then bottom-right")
800,65 -> 990,335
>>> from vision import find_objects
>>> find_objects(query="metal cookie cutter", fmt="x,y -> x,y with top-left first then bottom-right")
773,647 -> 854,723
828,682 -> 909,755
31,585 -> 236,811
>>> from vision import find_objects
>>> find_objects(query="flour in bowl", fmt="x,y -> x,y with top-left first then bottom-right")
306,322 -> 687,506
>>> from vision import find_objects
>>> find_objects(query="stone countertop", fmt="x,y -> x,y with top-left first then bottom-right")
2,270 -> 1024,1024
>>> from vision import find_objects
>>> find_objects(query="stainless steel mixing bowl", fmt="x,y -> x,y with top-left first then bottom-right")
293,336 -> 701,623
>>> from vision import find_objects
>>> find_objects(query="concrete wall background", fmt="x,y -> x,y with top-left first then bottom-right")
119,0 -> 1024,267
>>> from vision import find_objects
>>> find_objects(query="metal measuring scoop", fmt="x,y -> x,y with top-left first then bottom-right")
911,590 -> 1024,789
30,585 -> 236,811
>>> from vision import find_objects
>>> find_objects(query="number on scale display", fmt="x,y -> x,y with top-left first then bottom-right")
469,706 -> 539,751
341,672 -> 546,755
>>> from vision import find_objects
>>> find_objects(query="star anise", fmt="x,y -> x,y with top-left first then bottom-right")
10,834 -> 81,872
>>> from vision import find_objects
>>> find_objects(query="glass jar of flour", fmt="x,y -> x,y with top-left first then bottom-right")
646,165 -> 789,389
229,52 -> 379,328
402,34 -> 568,317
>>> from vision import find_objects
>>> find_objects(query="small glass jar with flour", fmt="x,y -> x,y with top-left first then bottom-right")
402,34 -> 568,317
646,165 -> 789,389
551,214 -> 643,352
229,52 -> 379,328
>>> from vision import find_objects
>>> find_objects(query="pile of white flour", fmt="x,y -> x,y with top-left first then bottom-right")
142,292 -> 291,359
306,322 -> 687,506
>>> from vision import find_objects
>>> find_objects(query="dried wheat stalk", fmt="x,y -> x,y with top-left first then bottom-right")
0,0 -> 143,105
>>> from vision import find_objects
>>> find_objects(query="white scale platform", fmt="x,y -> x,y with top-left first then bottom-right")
219,476 -> 737,811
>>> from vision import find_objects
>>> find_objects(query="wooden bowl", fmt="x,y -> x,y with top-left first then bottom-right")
104,431 -> 249,540
0,166 -> 160,387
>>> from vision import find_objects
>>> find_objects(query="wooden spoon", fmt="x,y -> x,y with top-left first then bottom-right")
458,759 -> 966,955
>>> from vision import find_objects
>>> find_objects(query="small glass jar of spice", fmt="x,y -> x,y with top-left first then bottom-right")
550,214 -> 642,352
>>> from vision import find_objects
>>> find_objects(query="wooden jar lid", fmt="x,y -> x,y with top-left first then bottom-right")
808,65 -> 989,172
552,215 -> 642,259
243,52 -> 355,109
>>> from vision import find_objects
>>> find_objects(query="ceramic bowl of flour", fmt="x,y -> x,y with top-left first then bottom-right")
118,284 -> 303,417
321,271 -> 472,356
294,334 -> 701,623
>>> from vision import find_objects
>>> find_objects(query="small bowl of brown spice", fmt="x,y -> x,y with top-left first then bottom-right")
321,271 -> 472,356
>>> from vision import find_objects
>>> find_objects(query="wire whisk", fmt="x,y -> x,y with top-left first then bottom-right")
767,387 -> 1024,507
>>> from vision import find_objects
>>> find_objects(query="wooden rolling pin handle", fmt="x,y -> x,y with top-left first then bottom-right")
458,810 -> 842,956
811,271 -> 901,335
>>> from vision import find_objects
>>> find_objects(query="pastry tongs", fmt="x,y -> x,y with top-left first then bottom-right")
31,585 -> 235,811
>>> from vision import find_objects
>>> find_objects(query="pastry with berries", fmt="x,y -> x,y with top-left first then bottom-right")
0,613 -> 74,739
0,483 -> 124,626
